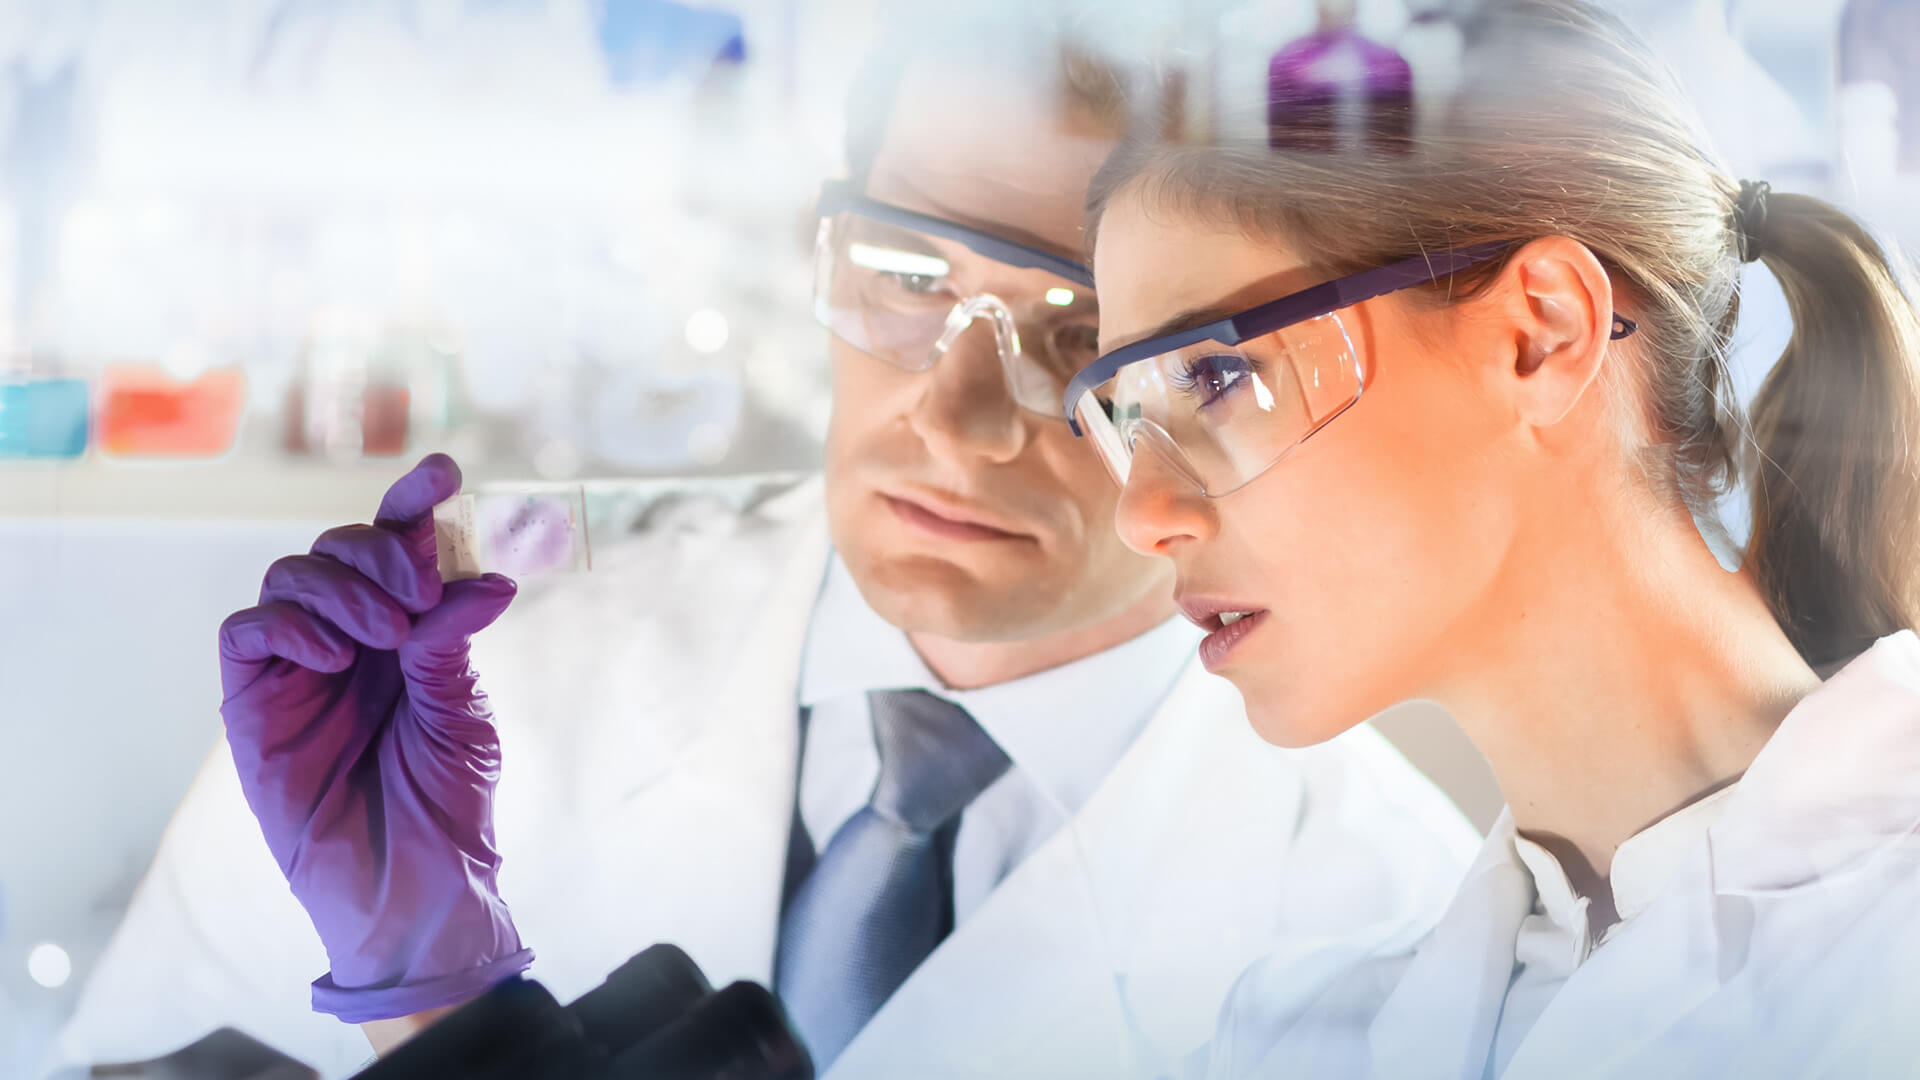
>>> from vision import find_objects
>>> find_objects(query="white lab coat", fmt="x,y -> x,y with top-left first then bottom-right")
48,475 -> 1480,1080
1206,630 -> 1920,1079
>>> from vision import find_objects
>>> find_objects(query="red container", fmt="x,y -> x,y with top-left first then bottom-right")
97,366 -> 247,458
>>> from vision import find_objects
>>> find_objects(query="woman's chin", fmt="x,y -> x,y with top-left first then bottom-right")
1229,644 -> 1419,748
1239,683 -> 1355,748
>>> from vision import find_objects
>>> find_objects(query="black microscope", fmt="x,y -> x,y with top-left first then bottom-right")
348,945 -> 812,1080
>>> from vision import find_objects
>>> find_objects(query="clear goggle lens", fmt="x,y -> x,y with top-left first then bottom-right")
813,212 -> 1099,416
1069,313 -> 1365,496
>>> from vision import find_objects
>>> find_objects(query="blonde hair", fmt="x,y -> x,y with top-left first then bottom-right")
1088,0 -> 1920,668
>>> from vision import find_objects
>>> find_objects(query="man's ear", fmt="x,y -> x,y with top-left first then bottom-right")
1479,235 -> 1618,429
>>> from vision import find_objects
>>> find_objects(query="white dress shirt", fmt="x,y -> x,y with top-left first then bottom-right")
797,555 -> 1201,924
1488,784 -> 1741,1074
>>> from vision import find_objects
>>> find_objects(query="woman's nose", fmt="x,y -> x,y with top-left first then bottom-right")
1114,441 -> 1216,557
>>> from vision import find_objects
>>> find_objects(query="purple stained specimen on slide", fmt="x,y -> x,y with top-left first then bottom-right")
480,496 -> 577,576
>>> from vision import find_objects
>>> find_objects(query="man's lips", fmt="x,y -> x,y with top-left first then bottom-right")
882,491 -> 1031,542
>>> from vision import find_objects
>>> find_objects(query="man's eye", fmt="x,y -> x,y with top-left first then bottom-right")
883,271 -> 942,294
1053,324 -> 1100,363
847,242 -> 950,296
1039,323 -> 1101,376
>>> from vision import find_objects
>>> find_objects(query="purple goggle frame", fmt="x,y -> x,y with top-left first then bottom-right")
1064,243 -> 1637,433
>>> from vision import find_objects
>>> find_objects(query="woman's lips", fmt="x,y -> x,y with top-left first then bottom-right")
1197,609 -> 1269,672
883,493 -> 1027,542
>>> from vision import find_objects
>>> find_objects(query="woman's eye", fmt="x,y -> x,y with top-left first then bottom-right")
1171,353 -> 1256,408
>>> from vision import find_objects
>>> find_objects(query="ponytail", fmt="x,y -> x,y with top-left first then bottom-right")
1746,192 -> 1920,668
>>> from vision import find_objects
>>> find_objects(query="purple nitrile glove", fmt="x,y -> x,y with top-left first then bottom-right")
217,453 -> 533,1023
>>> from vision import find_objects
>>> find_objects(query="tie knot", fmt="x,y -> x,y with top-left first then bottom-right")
866,689 -> 1011,833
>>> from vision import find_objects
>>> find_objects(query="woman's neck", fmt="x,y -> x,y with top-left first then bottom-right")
1431,481 -> 1820,920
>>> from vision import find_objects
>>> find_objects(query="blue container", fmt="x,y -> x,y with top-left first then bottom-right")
0,378 -> 90,459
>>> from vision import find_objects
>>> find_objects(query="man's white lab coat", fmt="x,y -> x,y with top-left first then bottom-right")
49,475 -> 1479,1079
1206,630 -> 1920,1079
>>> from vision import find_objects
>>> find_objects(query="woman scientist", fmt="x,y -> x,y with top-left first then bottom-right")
1065,0 -> 1920,1074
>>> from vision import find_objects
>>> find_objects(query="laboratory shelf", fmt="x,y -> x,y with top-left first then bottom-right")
0,457 -> 820,527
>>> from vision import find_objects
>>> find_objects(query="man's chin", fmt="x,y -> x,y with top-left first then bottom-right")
844,548 -> 1064,643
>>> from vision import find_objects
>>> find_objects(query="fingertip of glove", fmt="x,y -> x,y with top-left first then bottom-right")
415,452 -> 462,492
467,574 -> 519,626
377,454 -> 465,526
411,574 -> 517,642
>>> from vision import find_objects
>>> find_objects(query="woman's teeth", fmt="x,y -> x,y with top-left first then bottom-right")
1220,611 -> 1252,627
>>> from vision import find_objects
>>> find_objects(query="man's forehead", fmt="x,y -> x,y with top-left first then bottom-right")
863,62 -> 1115,261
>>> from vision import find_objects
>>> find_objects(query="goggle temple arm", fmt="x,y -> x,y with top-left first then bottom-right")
1065,243 -> 1514,435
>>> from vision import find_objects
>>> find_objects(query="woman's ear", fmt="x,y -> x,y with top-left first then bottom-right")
1482,235 -> 1617,429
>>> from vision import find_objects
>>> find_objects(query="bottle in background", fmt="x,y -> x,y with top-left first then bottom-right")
0,370 -> 89,460
1268,0 -> 1414,154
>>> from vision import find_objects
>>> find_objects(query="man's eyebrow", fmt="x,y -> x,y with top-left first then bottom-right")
884,177 -> 1087,265
1102,304 -> 1237,355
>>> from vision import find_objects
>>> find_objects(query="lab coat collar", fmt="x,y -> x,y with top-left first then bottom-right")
798,554 -> 1200,821
1369,805 -> 1740,1078
1708,629 -> 1920,897
1365,810 -> 1537,1080
603,488 -> 833,986
1364,633 -> 1920,1079
1474,629 -> 1920,943
1499,631 -> 1920,1078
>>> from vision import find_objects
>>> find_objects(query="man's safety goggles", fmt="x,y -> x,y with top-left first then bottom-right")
814,179 -> 1100,417
1063,245 -> 1639,496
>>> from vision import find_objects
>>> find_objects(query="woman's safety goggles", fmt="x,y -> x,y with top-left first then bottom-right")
1063,245 -> 1639,496
814,179 -> 1101,417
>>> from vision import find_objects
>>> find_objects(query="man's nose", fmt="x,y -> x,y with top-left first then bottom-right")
904,312 -> 1029,466
1114,437 -> 1216,556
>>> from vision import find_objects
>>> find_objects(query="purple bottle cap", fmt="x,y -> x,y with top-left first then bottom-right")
1268,23 -> 1415,153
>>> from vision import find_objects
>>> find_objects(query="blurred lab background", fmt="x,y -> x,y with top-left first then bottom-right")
4,0 -> 1919,1072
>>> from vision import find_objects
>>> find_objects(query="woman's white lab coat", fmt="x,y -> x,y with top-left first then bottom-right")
1206,630 -> 1920,1078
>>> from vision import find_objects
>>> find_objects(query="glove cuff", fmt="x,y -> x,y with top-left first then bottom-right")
311,948 -> 535,1023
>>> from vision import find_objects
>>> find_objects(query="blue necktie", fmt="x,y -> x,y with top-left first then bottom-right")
775,689 -> 1012,1068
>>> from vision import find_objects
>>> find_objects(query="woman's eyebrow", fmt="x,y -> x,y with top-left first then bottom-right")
1103,304 -> 1236,354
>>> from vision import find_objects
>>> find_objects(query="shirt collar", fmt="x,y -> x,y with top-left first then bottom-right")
798,555 -> 937,706
1610,785 -> 1738,921
799,554 -> 1200,818
1509,832 -> 1587,938
1510,780 -> 1739,948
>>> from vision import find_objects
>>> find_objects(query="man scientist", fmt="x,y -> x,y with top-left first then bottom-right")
48,13 -> 1475,1080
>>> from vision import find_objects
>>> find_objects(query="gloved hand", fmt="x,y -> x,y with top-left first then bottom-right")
217,453 -> 533,1023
